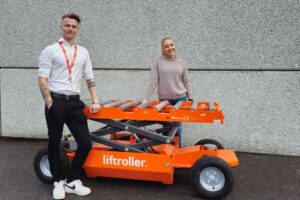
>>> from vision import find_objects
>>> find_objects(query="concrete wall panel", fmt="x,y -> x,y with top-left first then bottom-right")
1,69 -> 299,155
1,0 -> 299,69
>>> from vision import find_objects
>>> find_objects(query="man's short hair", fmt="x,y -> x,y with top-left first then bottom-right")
61,13 -> 81,24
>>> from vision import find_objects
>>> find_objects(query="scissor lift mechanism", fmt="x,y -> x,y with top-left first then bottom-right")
83,99 -> 225,153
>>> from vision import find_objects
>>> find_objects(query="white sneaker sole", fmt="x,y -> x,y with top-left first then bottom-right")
65,187 -> 91,196
53,193 -> 65,200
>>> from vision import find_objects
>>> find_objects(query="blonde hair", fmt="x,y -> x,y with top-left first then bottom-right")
161,37 -> 172,48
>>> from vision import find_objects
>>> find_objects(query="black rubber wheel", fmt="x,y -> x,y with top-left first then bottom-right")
194,139 -> 224,149
33,147 -> 70,184
191,156 -> 234,199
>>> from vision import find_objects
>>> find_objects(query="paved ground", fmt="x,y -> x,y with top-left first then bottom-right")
0,138 -> 299,200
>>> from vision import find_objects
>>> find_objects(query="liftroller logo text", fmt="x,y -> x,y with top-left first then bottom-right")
103,155 -> 147,167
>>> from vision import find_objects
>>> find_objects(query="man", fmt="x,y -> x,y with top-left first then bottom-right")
37,13 -> 100,199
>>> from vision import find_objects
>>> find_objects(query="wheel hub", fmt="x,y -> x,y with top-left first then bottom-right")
40,155 -> 52,178
200,167 -> 225,191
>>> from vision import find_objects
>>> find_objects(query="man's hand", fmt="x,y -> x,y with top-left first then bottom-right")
46,101 -> 53,109
90,102 -> 101,114
38,77 -> 53,109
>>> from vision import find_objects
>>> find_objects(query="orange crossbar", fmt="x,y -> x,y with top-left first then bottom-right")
83,100 -> 224,124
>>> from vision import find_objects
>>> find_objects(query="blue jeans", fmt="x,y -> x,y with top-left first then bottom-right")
160,96 -> 187,147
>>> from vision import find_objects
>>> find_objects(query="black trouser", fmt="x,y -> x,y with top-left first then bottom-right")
45,94 -> 92,182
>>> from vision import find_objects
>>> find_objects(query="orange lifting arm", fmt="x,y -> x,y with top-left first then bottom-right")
83,100 -> 224,124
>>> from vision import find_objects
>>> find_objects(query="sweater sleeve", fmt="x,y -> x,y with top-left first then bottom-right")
145,59 -> 159,100
182,61 -> 192,99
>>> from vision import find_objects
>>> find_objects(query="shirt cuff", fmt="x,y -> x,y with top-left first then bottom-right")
37,73 -> 50,79
84,74 -> 94,80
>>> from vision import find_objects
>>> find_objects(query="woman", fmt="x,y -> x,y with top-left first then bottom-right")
143,37 -> 192,147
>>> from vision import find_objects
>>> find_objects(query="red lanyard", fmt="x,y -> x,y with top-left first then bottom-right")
58,41 -> 77,77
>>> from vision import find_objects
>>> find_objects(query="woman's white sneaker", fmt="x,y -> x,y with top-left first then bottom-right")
64,180 -> 91,196
53,180 -> 65,199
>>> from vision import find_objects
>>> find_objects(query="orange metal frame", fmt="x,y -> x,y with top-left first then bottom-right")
66,100 -> 238,184
83,100 -> 224,124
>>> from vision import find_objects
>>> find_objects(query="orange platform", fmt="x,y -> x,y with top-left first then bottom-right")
83,100 -> 224,124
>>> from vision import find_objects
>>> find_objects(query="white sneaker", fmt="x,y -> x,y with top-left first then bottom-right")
53,180 -> 65,199
64,179 -> 91,196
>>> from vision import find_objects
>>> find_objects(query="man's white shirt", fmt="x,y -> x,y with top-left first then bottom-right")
38,38 -> 94,95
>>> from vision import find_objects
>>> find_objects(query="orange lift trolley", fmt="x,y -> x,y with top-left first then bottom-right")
34,99 -> 239,199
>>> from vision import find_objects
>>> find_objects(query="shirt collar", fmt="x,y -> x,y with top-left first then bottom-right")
58,37 -> 76,47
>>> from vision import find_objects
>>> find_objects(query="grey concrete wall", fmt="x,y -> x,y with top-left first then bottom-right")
0,0 -> 299,155
1,0 -> 299,69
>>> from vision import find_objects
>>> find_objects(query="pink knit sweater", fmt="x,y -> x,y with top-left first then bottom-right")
145,55 -> 192,100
